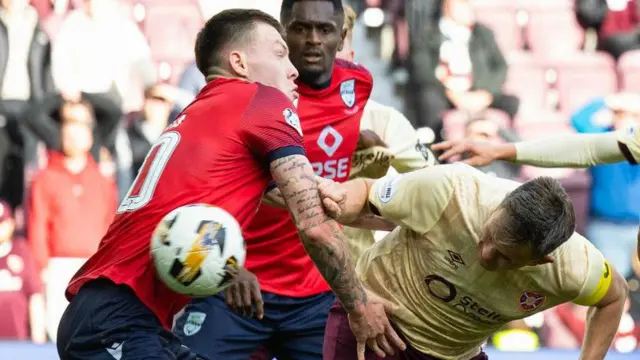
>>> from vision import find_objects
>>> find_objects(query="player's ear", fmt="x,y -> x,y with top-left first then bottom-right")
229,50 -> 249,78
337,28 -> 347,51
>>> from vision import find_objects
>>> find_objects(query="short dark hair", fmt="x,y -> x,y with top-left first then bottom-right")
497,177 -> 576,259
280,0 -> 345,23
194,9 -> 284,77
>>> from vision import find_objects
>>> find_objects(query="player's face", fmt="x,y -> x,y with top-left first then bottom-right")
283,1 -> 346,82
245,23 -> 299,101
477,212 -> 535,271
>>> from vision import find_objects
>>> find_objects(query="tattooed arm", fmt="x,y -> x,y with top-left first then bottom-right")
262,187 -> 286,209
269,155 -> 367,312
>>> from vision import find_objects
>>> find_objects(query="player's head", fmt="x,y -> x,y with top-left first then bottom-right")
281,0 -> 346,85
195,9 -> 299,101
336,5 -> 356,62
60,100 -> 94,157
478,177 -> 576,271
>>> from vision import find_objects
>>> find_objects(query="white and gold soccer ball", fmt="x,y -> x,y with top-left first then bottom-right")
150,204 -> 245,297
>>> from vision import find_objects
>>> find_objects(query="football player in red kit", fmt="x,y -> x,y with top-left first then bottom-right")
56,9 -> 401,360
172,2 -> 396,360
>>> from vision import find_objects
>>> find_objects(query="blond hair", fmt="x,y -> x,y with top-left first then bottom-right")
343,5 -> 356,41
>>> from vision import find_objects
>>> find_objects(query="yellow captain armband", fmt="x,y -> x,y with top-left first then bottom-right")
573,260 -> 612,306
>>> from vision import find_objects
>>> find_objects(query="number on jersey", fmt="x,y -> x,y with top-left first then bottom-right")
118,131 -> 181,213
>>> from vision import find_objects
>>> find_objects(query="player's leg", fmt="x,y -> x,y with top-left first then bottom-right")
173,293 -> 272,360
57,279 -> 202,360
269,291 -> 335,360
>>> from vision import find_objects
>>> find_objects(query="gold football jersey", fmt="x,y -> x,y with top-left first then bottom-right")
356,164 -> 612,360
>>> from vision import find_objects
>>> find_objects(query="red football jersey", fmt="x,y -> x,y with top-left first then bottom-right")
244,60 -> 373,297
66,78 -> 305,328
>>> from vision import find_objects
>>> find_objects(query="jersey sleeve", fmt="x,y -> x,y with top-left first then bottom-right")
241,84 -> 305,164
367,165 -> 456,234
617,125 -> 640,164
381,106 -> 434,172
553,233 -> 613,306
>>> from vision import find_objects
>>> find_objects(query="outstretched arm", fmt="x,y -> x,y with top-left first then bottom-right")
434,132 -> 626,168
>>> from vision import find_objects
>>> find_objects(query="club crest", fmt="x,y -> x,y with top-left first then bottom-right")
283,108 -> 303,136
340,79 -> 356,108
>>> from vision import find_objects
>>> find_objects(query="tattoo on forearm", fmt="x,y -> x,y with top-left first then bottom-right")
271,156 -> 367,311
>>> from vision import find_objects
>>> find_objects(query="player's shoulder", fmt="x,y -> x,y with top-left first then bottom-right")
334,59 -> 373,84
363,99 -> 403,119
539,232 -> 594,293
248,82 -> 294,110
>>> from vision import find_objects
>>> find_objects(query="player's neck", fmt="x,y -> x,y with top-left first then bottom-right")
299,72 -> 332,90
64,154 -> 89,174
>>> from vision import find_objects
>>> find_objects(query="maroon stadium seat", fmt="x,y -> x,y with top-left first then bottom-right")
443,108 -> 511,141
618,49 -> 640,93
139,1 -> 203,63
518,0 -> 583,55
504,52 -> 547,111
513,108 -> 569,128
542,52 -> 617,115
471,0 -> 523,53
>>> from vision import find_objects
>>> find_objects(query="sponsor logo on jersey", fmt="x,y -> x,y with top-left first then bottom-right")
377,175 -> 400,204
317,125 -> 343,157
340,79 -> 356,108
283,108 -> 303,136
518,291 -> 546,312
424,274 -> 507,324
183,312 -> 207,336
444,250 -> 465,269
105,341 -> 123,360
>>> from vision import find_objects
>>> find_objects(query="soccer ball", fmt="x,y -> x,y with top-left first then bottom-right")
150,204 -> 245,297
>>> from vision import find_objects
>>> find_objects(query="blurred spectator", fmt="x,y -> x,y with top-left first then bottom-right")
576,0 -> 640,59
0,0 -> 55,206
408,0 -> 519,141
27,100 -> 117,341
177,62 -> 205,99
25,92 -> 121,163
571,93 -> 640,279
462,115 -> 521,180
51,0 -> 156,112
0,200 -> 46,343
126,84 -> 178,176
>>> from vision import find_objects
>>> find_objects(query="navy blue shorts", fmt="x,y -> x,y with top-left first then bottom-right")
173,291 -> 335,360
57,279 -> 204,360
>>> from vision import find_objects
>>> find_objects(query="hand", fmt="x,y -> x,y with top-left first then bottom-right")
348,291 -> 406,360
357,130 -> 387,150
316,177 -> 347,220
224,267 -> 264,319
432,139 -> 504,166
